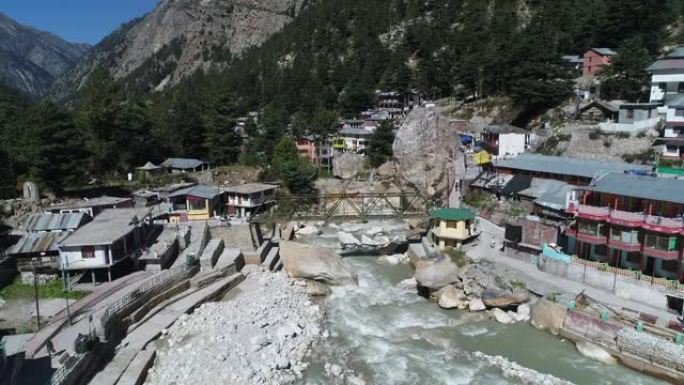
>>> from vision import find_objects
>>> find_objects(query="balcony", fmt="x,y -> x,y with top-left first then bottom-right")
576,205 -> 610,221
642,246 -> 681,261
643,215 -> 684,235
607,209 -> 644,227
575,231 -> 607,245
607,238 -> 641,252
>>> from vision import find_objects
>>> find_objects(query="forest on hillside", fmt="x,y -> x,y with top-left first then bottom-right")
1,0 -> 683,196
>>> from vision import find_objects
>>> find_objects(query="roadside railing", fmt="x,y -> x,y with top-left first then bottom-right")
572,256 -> 683,292
47,353 -> 88,385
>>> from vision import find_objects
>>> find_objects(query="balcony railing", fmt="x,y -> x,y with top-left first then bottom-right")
642,246 -> 681,261
608,209 -> 644,227
575,231 -> 607,245
567,203 -> 684,235
575,204 -> 610,220
644,215 -> 684,234
607,238 -> 641,252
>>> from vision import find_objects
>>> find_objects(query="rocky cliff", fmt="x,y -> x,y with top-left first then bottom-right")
392,107 -> 466,202
0,13 -> 90,97
52,0 -> 309,99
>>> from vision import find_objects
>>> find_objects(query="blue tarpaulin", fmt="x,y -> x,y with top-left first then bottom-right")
542,243 -> 571,264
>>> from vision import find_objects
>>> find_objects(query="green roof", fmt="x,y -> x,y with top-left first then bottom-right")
431,208 -> 475,221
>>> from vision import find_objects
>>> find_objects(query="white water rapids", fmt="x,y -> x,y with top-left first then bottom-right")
301,258 -> 667,385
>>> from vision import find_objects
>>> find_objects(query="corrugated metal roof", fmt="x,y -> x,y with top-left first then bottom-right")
485,124 -> 527,134
431,208 -> 475,221
647,59 -> 684,71
168,185 -> 223,199
495,154 -> 652,179
339,127 -> 373,136
588,172 -> 684,205
48,196 -> 132,211
222,183 -> 278,195
590,48 -> 617,56
161,158 -> 207,169
9,232 -> 70,255
21,212 -> 88,232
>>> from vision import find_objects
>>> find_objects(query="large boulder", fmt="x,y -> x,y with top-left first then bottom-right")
332,153 -> 366,180
435,285 -> 467,310
530,299 -> 567,336
338,231 -> 361,248
306,281 -> 331,296
459,261 -> 527,298
396,277 -> 417,291
468,298 -> 486,312
414,256 -> 460,290
576,341 -> 617,365
491,308 -> 513,324
481,290 -> 529,308
279,241 -> 357,285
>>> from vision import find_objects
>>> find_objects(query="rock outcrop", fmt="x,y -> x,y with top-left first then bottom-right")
530,299 -> 567,336
392,107 -> 465,200
414,256 -> 460,290
481,290 -> 529,309
332,153 -> 366,180
279,241 -> 357,285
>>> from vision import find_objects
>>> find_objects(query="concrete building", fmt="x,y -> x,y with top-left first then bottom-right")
654,95 -> 684,161
168,185 -> 224,223
161,158 -> 209,173
579,100 -> 661,134
333,127 -> 372,155
295,135 -> 333,167
58,208 -> 154,282
223,183 -> 278,218
46,196 -> 134,217
648,46 -> 684,110
482,124 -> 530,159
583,48 -> 616,77
8,212 -> 91,274
564,172 -> 684,281
429,208 -> 480,249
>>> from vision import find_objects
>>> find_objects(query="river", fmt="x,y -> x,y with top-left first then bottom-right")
302,257 -> 667,385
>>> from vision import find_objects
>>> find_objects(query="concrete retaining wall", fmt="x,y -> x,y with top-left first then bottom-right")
199,239 -> 224,271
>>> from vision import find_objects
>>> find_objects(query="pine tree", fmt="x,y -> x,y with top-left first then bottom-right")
368,120 -> 396,168
600,37 -> 654,101
271,137 -> 317,194
204,89 -> 242,165
25,102 -> 87,194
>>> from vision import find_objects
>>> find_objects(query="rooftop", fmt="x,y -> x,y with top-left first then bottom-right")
136,161 -> 162,171
9,232 -> 70,255
21,212 -> 88,232
168,185 -> 223,200
431,208 -> 475,221
588,172 -> 684,205
495,154 -> 652,179
485,124 -> 528,134
60,208 -> 151,247
161,158 -> 208,170
48,196 -> 132,211
339,127 -> 373,136
588,48 -> 617,56
223,183 -> 278,195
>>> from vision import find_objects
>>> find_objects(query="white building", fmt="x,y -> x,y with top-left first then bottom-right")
58,208 -> 154,283
482,124 -> 531,159
648,46 -> 684,113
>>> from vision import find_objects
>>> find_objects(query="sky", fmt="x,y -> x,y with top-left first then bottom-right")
0,0 -> 160,44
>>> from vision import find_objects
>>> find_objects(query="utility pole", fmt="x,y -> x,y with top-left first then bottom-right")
31,258 -> 41,330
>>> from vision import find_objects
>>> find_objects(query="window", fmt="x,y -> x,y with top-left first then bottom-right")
645,234 -> 677,251
627,109 -> 634,120
626,252 -> 641,265
679,82 -> 684,93
610,226 -> 637,244
648,109 -> 653,118
81,246 -> 95,258
659,82 -> 666,92
662,260 -> 679,274
675,109 -> 684,117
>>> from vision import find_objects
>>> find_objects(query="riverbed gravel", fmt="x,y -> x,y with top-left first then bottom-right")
144,266 -> 324,385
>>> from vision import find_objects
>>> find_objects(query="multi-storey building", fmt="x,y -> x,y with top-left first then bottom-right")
564,172 -> 684,281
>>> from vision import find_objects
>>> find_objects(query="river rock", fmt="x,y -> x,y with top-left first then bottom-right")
482,290 -> 529,308
306,280 -> 331,296
374,236 -> 391,247
338,231 -> 361,248
366,226 -> 384,236
530,299 -> 567,336
296,225 -> 320,235
414,256 -> 460,290
437,285 -> 467,309
459,260 -> 526,298
333,152 -> 366,179
396,277 -> 417,291
361,235 -> 379,247
491,308 -> 513,324
515,303 -> 531,322
576,341 -> 617,365
468,298 -> 486,312
377,254 -> 408,265
280,241 -> 357,285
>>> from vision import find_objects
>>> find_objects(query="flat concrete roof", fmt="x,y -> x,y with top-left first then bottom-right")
60,208 -> 151,247
48,196 -> 132,211
223,183 -> 278,195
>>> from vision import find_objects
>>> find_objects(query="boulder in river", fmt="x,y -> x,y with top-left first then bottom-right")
377,254 -> 409,265
280,241 -> 357,285
306,280 -> 331,296
491,308 -> 513,324
459,260 -> 527,298
396,277 -> 417,291
435,285 -> 467,309
468,298 -> 486,312
338,231 -> 361,248
296,225 -> 320,235
414,256 -> 460,290
530,299 -> 567,336
576,341 -> 617,365
481,289 -> 529,308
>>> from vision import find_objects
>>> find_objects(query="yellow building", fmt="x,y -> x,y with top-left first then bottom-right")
168,185 -> 224,223
429,208 -> 479,249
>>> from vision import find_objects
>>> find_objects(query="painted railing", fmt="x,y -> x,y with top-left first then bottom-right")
572,256 -> 683,292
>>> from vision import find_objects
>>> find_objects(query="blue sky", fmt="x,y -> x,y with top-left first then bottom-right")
0,0 -> 160,44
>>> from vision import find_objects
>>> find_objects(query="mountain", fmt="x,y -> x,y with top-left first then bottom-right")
52,0 -> 309,99
0,13 -> 90,97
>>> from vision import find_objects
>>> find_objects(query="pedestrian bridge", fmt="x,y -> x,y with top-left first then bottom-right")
249,192 -> 433,223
